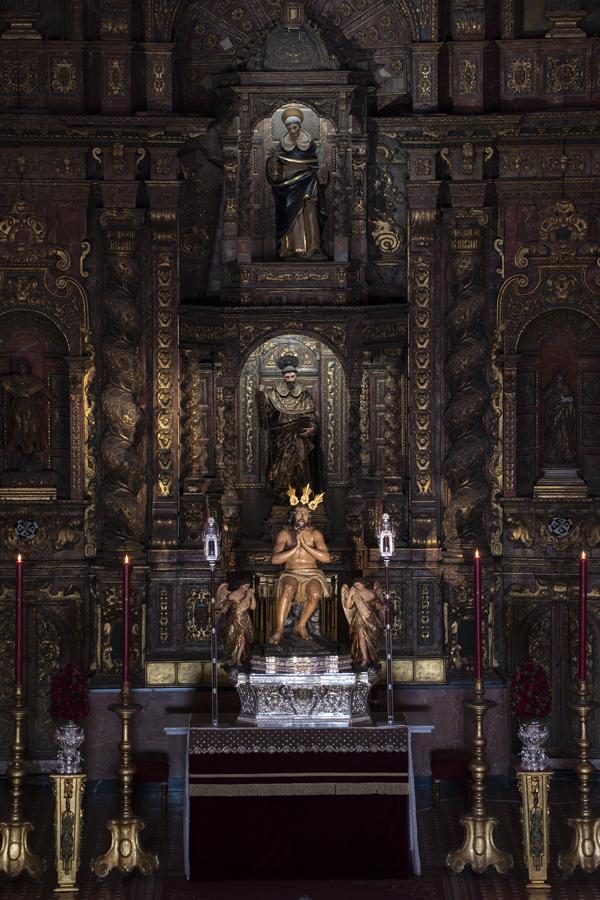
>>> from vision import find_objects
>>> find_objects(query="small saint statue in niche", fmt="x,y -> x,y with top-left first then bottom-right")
257,350 -> 323,501
266,107 -> 329,258
0,357 -> 52,472
543,371 -> 576,464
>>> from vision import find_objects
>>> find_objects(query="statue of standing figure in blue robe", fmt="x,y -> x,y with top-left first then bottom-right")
266,107 -> 329,258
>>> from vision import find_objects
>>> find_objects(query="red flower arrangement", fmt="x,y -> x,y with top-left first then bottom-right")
49,664 -> 89,722
509,661 -> 551,721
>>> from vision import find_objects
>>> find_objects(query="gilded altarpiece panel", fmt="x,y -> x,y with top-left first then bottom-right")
94,583 -> 144,683
498,200 -> 600,500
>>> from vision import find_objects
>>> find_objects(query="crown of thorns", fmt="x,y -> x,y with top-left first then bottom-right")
287,484 -> 325,511
277,352 -> 299,373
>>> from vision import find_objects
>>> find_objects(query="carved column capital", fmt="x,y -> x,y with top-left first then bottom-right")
148,209 -> 178,243
99,208 -> 145,252
409,208 -> 438,248
451,0 -> 485,40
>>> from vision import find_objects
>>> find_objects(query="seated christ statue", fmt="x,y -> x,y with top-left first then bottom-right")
269,484 -> 330,645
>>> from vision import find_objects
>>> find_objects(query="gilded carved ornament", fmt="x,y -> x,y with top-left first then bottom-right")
506,56 -> 534,95
505,514 -> 533,548
457,57 -> 478,96
96,586 -> 143,675
499,201 -> 600,354
0,200 -> 93,546
488,329 -> 503,557
50,57 -> 78,95
514,200 -> 594,269
445,578 -> 497,673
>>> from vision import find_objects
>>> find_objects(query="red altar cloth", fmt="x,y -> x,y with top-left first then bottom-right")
186,718 -> 410,881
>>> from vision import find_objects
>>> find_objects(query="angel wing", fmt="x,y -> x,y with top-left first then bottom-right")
372,581 -> 387,626
341,584 -> 357,627
373,581 -> 386,606
215,583 -> 230,620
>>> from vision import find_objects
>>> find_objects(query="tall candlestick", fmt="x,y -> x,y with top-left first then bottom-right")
578,551 -> 588,682
473,550 -> 483,679
122,555 -> 131,685
15,554 -> 23,685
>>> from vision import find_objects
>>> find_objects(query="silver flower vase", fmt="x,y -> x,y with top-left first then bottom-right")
55,720 -> 85,774
518,720 -> 549,771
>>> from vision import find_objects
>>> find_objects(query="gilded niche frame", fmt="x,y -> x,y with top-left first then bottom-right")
0,199 -> 95,553
497,200 -> 600,501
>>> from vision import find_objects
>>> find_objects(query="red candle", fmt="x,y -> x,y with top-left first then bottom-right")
578,551 -> 588,681
473,550 -> 483,679
15,554 -> 23,685
122,555 -> 131,684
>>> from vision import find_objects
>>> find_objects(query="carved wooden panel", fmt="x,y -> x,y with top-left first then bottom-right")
0,581 -> 83,758
509,583 -> 600,757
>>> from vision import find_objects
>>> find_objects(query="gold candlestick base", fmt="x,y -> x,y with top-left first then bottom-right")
558,679 -> 600,875
0,821 -> 45,879
91,818 -> 158,877
447,815 -> 513,874
517,771 -> 552,890
557,817 -> 600,875
447,678 -> 513,875
90,684 -> 158,877
0,683 -> 45,879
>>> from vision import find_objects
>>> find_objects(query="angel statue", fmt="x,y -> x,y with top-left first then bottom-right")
341,580 -> 386,668
215,582 -> 256,668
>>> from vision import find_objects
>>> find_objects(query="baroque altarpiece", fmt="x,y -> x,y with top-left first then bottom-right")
0,0 -> 600,773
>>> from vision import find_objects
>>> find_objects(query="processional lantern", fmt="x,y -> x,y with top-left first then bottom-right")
377,512 -> 395,561
203,516 -> 221,568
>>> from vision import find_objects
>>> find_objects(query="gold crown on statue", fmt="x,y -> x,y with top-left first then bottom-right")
287,483 -> 325,511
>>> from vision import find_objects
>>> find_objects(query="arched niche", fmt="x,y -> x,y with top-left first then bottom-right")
237,333 -> 348,538
515,309 -> 600,495
252,104 -> 336,260
0,310 -> 70,498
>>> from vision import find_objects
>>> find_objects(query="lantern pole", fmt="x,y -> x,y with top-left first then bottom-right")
377,512 -> 395,725
203,515 -> 221,727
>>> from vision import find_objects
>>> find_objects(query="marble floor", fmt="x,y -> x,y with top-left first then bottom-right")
0,777 -> 599,898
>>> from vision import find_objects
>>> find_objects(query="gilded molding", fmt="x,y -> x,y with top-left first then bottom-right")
153,246 -> 177,500
180,350 -> 209,484
410,252 -> 434,497
98,211 -> 146,545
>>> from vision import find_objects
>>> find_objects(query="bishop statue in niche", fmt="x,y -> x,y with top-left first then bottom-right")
266,107 -> 329,259
257,350 -> 323,502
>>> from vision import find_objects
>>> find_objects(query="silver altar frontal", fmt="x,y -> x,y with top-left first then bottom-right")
231,653 -> 378,726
